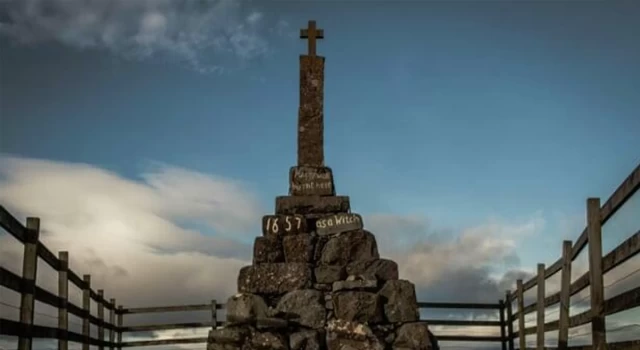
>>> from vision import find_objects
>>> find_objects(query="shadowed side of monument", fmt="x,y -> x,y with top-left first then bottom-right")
206,20 -> 439,350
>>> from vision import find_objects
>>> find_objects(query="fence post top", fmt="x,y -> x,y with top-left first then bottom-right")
26,217 -> 40,229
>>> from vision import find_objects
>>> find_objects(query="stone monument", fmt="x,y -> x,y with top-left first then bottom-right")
207,20 -> 439,350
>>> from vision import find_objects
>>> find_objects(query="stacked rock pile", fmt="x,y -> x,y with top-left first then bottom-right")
207,167 -> 438,350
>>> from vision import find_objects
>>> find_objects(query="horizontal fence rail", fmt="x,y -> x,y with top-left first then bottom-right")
505,163 -> 640,350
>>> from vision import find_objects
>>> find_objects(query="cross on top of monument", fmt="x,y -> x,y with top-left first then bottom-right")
296,20 -> 326,167
300,20 -> 324,56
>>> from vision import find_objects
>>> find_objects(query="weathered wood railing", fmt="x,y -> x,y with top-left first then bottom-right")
504,163 -> 640,350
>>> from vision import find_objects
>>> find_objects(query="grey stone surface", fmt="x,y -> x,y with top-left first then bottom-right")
208,327 -> 249,344
378,280 -> 419,323
314,265 -> 346,284
275,289 -> 326,329
346,258 -> 399,281
283,234 -> 316,263
226,293 -> 269,324
319,230 -> 379,265
332,291 -> 383,324
332,279 -> 377,292
238,263 -> 312,294
290,330 -> 325,350
394,322 -> 434,350
250,331 -> 288,350
253,237 -> 284,264
325,319 -> 384,350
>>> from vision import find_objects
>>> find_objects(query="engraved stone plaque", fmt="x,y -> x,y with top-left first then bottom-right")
315,213 -> 363,236
262,215 -> 307,237
289,166 -> 335,196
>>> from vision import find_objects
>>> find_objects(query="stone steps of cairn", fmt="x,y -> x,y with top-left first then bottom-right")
207,166 -> 439,350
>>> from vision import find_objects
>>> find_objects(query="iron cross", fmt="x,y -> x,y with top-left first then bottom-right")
300,20 -> 324,56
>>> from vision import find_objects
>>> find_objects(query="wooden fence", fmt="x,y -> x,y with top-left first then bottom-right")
504,163 -> 640,350
1,162 -> 638,350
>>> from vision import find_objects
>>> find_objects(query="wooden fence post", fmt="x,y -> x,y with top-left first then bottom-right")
536,263 -> 545,350
499,299 -> 507,350
517,279 -> 525,350
587,198 -> 606,350
211,299 -> 218,329
558,240 -> 573,350
109,298 -> 116,350
82,275 -> 91,350
18,217 -> 40,350
505,291 -> 515,350
117,305 -> 123,350
58,251 -> 69,350
98,290 -> 105,350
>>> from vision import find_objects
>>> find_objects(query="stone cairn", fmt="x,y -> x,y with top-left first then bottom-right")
207,21 -> 439,350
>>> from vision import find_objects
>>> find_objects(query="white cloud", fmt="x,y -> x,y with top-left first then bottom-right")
367,212 -> 543,301
0,155 -> 259,320
0,0 -> 287,73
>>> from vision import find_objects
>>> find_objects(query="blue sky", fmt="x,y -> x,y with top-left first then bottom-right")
2,0 -> 638,265
1,0 -> 639,348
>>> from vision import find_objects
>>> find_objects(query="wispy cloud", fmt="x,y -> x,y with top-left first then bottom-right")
0,0 -> 288,73
0,155 -> 260,318
367,212 -> 543,305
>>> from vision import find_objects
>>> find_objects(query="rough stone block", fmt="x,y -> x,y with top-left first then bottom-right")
208,327 -> 249,344
332,291 -> 383,324
378,280 -> 419,323
332,279 -> 377,292
253,237 -> 284,264
290,166 -> 335,196
275,289 -> 326,329
315,213 -> 363,236
319,230 -> 379,265
283,234 -> 316,263
326,319 -> 384,350
290,329 -> 325,350
262,214 -> 307,237
225,293 -> 269,324
371,324 -> 396,346
250,331 -> 288,350
394,322 -> 434,350
314,265 -> 346,284
346,258 -> 399,282
313,236 -> 329,262
207,343 -> 241,350
275,196 -> 350,215
238,263 -> 312,294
